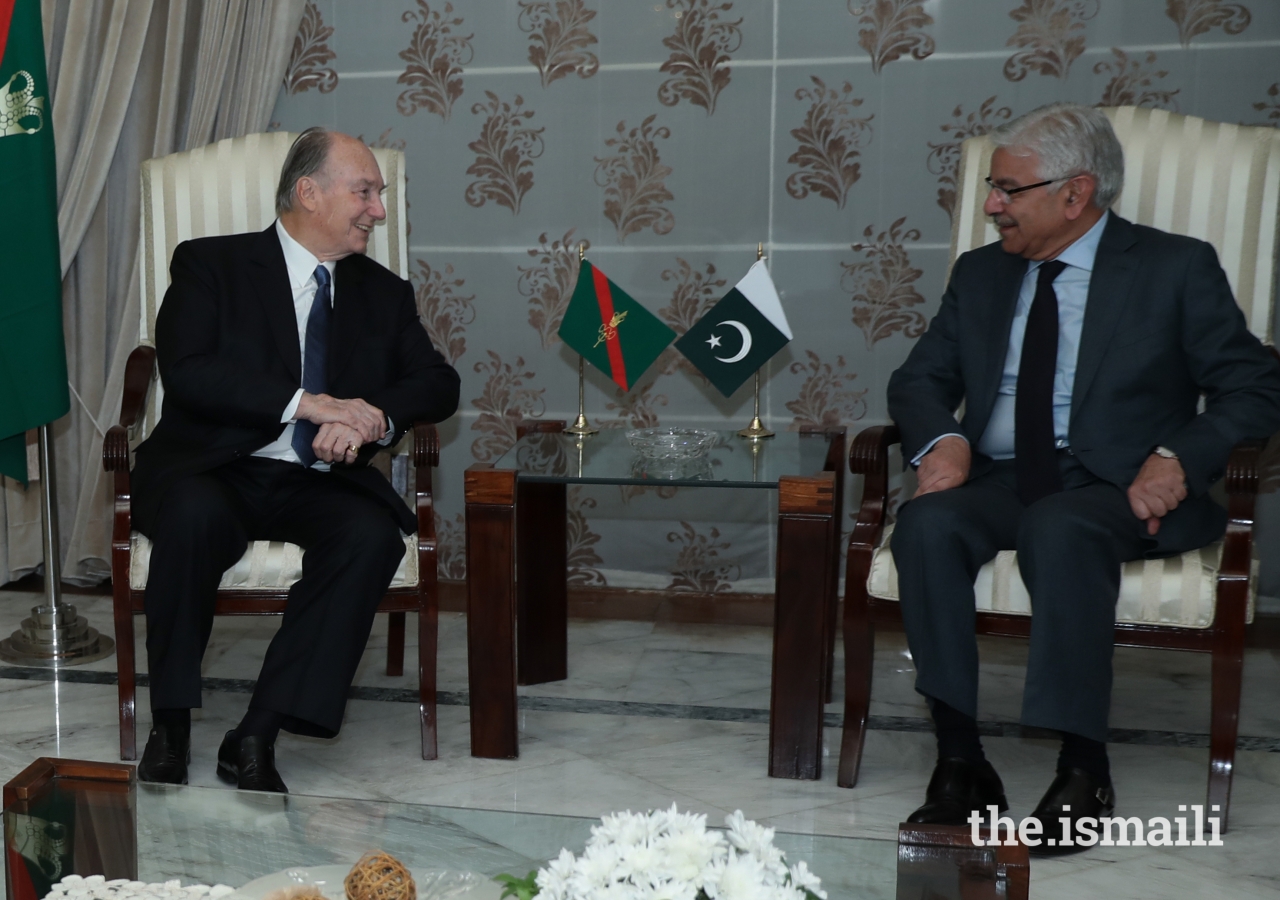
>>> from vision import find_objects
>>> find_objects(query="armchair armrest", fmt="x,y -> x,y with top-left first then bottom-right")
848,424 -> 901,552
1224,440 -> 1263,497
1220,439 -> 1265,584
104,346 -> 156,474
411,421 -> 440,545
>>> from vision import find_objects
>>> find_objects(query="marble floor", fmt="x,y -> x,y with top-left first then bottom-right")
2,588 -> 1279,898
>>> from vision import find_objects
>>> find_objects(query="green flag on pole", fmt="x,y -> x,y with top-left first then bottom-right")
675,260 -> 792,397
0,0 -> 68,483
558,261 -> 675,392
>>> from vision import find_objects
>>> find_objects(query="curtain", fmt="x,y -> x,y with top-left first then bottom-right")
0,0 -> 305,586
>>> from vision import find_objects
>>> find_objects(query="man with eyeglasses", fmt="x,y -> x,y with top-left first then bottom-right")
887,102 -> 1280,853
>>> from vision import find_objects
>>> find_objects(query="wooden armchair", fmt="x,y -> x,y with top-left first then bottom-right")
103,133 -> 440,762
837,107 -> 1280,832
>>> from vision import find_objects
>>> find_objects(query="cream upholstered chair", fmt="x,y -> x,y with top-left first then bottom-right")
103,132 -> 442,762
838,107 -> 1280,830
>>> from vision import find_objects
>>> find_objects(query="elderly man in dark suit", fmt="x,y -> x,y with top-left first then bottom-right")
888,102 -> 1280,851
132,128 -> 460,792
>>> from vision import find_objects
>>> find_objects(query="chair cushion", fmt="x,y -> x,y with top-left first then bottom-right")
129,532 -> 419,591
866,523 -> 1255,628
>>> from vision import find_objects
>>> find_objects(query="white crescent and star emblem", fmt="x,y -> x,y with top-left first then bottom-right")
708,320 -> 752,363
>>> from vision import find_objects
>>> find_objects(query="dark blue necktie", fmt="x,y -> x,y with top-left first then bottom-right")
292,265 -> 332,467
1015,259 -> 1067,505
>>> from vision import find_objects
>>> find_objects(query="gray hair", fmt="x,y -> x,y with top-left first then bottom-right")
275,127 -> 333,215
990,103 -> 1125,209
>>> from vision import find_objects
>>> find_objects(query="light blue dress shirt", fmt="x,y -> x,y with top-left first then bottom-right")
914,210 -> 1110,464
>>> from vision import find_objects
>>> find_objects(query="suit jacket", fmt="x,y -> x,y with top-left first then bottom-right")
888,214 -> 1280,549
132,225 -> 461,535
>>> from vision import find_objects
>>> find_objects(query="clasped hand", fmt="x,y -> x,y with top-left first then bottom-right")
1127,454 -> 1187,535
296,392 -> 386,464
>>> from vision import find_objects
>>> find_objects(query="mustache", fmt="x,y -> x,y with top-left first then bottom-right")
991,214 -> 1017,228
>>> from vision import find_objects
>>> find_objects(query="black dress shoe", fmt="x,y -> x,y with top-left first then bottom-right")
1026,767 -> 1116,856
137,723 -> 190,785
216,730 -> 288,793
907,757 -> 1009,826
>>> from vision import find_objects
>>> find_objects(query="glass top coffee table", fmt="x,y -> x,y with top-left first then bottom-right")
4,760 -> 1029,900
463,423 -> 846,781
135,786 -> 897,896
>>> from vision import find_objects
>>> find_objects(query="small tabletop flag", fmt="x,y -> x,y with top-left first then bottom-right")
675,260 -> 792,397
558,260 -> 675,392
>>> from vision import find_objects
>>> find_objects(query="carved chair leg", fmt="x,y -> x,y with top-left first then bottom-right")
837,550 -> 875,788
386,611 -> 405,677
1207,582 -> 1247,832
114,592 -> 138,761
419,591 -> 438,761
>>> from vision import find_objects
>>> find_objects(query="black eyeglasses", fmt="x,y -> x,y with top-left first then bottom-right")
984,175 -> 1073,203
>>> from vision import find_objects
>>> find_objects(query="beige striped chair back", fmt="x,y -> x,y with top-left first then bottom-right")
136,132 -> 409,435
949,106 -> 1280,344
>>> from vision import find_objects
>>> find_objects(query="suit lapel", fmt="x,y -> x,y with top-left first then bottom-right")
250,226 -> 302,382
1070,214 -> 1139,424
329,257 -> 364,384
967,252 -> 1027,435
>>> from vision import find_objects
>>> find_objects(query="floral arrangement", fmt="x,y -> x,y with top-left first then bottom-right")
496,805 -> 826,900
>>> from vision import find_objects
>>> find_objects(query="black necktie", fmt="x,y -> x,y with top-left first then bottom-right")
292,265 -> 332,467
1015,259 -> 1067,505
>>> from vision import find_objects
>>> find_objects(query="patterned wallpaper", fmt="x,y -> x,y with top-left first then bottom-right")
270,0 -> 1280,592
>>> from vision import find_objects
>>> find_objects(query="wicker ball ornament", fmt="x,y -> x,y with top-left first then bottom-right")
344,851 -> 416,900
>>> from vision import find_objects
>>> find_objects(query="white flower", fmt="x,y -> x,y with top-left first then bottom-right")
634,881 -> 698,900
574,842 -> 625,890
535,848 -> 576,900
786,861 -> 825,899
723,812 -> 786,881
588,809 -> 660,850
655,825 -> 726,885
613,842 -> 662,885
706,852 -> 771,900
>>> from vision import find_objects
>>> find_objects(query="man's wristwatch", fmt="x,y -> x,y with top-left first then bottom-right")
1154,446 -> 1179,460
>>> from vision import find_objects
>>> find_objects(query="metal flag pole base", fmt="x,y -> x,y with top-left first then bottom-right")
0,424 -> 114,667
565,354 -> 599,436
0,605 -> 114,667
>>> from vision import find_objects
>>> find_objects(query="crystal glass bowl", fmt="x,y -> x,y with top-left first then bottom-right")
626,427 -> 718,461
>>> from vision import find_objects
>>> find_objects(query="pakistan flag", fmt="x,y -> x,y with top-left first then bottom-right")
0,0 -> 68,482
676,260 -> 792,397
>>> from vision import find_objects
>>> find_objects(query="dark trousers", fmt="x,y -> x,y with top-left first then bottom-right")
138,456 -> 406,737
891,454 -> 1224,743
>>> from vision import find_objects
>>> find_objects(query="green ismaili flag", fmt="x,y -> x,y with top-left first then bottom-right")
558,261 -> 675,392
0,0 -> 67,482
675,260 -> 792,397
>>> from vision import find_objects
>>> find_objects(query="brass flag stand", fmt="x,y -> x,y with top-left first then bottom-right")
737,243 -> 775,440
565,243 -> 599,437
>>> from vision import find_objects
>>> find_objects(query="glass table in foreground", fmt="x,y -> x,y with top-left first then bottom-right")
463,424 -> 847,780
4,760 -> 1030,900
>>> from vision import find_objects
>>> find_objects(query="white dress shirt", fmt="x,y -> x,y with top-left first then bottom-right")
252,220 -> 337,469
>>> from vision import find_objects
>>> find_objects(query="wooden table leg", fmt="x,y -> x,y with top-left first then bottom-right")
465,465 -> 519,759
769,472 -> 836,780
517,481 -> 568,685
